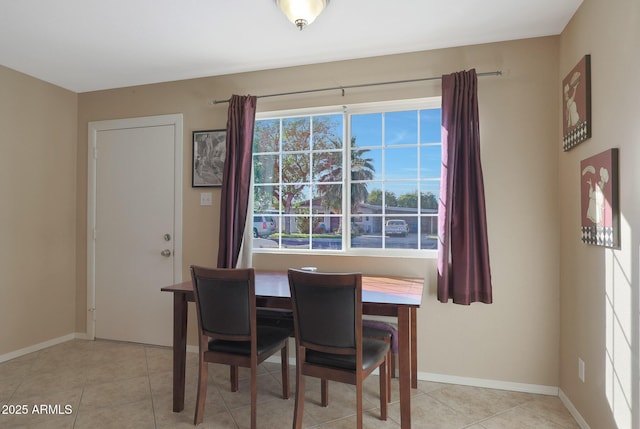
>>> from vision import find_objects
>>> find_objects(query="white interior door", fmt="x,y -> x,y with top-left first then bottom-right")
88,114 -> 182,346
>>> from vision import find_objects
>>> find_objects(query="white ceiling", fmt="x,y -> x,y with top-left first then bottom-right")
0,0 -> 582,93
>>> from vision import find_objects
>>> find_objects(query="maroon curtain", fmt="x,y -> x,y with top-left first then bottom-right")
217,95 -> 257,268
437,69 -> 492,304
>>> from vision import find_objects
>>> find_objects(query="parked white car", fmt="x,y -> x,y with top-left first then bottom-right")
253,215 -> 276,238
385,219 -> 409,237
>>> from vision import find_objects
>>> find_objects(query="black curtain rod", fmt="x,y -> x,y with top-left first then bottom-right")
210,70 -> 502,105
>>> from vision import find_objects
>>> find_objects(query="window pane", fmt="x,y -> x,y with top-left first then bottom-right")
253,235 -> 279,249
420,144 -> 441,178
420,108 -> 442,143
281,215 -> 297,236
420,181 -> 440,211
311,216 -> 342,250
350,215 -> 382,249
362,184 -> 384,206
384,216 -> 417,249
311,215 -> 340,234
352,148 -> 381,182
351,181 -> 377,210
351,114 -> 382,147
253,154 -> 279,184
254,185 -> 278,212
313,151 -> 342,182
252,214 -> 276,238
384,182 -> 416,208
314,184 -> 342,214
385,146 -> 418,180
420,215 -> 439,249
282,153 -> 310,183
397,189 -> 418,209
289,185 -> 311,209
253,119 -> 280,153
385,111 -> 418,145
313,114 -> 343,150
282,117 -> 310,151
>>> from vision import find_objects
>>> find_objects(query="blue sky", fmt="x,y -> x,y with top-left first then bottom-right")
350,108 -> 441,199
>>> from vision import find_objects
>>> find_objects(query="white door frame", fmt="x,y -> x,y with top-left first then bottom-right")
86,113 -> 183,340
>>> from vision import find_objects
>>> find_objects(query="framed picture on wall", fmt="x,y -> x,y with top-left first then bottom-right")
192,129 -> 226,187
580,148 -> 619,248
562,55 -> 591,151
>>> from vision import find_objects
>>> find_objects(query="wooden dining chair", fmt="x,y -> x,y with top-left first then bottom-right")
190,266 -> 291,428
287,269 -> 389,429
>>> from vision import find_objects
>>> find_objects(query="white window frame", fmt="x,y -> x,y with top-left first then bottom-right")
252,97 -> 440,259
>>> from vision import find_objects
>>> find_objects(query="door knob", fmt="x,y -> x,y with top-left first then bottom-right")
161,249 -> 172,257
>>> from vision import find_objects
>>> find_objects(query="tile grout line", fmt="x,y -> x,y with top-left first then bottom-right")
144,345 -> 159,429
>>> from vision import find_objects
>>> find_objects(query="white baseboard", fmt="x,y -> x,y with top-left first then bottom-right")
264,355 -> 560,396
0,333 -> 83,364
418,371 -> 559,396
559,389 -> 591,429
74,332 -> 91,341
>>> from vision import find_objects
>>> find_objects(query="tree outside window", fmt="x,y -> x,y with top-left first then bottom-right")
252,98 -> 441,254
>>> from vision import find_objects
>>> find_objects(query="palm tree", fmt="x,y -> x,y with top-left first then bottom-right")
350,137 -> 375,210
316,137 -> 376,210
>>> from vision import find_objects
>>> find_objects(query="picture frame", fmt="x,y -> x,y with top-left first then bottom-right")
562,54 -> 591,151
192,129 -> 226,187
580,148 -> 619,248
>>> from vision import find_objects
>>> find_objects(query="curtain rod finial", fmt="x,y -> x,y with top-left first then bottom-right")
208,98 -> 231,105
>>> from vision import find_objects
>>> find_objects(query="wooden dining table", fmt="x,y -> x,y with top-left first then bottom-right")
161,270 -> 423,428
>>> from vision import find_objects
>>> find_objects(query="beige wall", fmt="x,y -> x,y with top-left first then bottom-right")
0,65 -> 78,355
559,0 -> 640,428
76,36 -> 562,388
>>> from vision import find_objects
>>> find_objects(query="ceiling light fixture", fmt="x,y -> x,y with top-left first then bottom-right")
274,0 -> 330,31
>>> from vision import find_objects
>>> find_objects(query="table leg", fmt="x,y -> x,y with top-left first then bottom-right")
397,307 -> 412,428
172,293 -> 188,412
411,307 -> 418,389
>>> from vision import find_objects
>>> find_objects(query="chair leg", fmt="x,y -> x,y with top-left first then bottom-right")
194,355 -> 208,425
250,363 -> 257,429
321,379 -> 329,407
356,377 -> 363,429
293,355 -> 305,429
230,365 -> 239,392
379,358 -> 388,420
382,337 -> 392,402
386,348 -> 392,402
391,352 -> 396,378
281,342 -> 290,399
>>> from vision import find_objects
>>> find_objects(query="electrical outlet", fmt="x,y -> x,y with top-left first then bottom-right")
200,192 -> 212,206
578,358 -> 585,382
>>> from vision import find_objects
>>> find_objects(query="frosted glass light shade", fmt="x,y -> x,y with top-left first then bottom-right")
275,0 -> 330,30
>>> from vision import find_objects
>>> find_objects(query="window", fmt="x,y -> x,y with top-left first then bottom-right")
252,98 -> 441,256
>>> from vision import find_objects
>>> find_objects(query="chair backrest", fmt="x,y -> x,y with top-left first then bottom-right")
191,266 -> 255,340
287,269 -> 362,355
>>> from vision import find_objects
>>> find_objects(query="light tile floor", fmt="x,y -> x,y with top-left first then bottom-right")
0,340 -> 580,429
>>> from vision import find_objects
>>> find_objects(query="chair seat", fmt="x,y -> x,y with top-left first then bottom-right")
363,325 -> 392,339
306,338 -> 389,371
363,320 -> 398,353
208,326 -> 291,355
